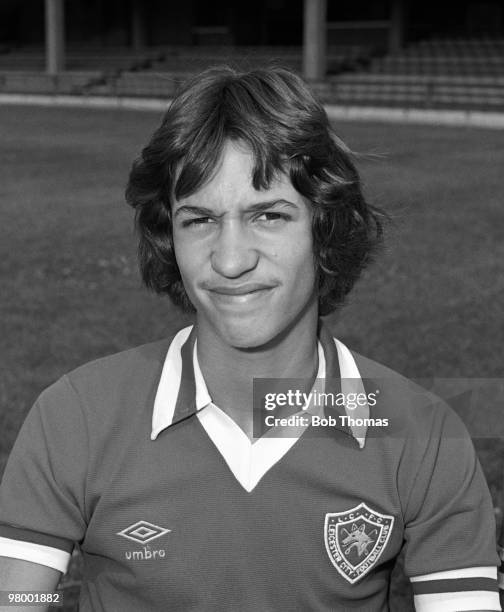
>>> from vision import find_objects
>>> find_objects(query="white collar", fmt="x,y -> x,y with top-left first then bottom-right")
192,338 -> 326,412
151,325 -> 368,449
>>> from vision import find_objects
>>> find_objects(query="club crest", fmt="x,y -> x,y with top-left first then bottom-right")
324,503 -> 394,584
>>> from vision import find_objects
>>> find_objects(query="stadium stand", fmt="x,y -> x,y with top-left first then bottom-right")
317,74 -> 504,110
0,71 -> 102,94
0,46 -> 163,71
325,37 -> 504,110
0,45 -> 163,95
1,39 -> 504,111
82,44 -> 372,97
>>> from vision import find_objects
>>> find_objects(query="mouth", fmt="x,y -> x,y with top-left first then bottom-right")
205,283 -> 276,305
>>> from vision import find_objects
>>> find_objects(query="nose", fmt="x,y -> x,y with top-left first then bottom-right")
210,220 -> 259,278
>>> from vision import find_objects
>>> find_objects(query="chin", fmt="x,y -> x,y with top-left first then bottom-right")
215,320 -> 281,351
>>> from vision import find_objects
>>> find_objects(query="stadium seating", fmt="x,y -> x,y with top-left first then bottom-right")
0,71 -> 102,95
0,46 -> 162,72
78,44 -> 373,97
369,37 -> 504,77
108,71 -> 188,98
1,39 -> 504,111
316,74 -> 504,110
326,38 -> 504,110
0,45 -> 163,96
145,45 -> 371,73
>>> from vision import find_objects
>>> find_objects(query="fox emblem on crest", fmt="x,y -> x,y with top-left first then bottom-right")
325,503 -> 394,584
341,523 -> 377,557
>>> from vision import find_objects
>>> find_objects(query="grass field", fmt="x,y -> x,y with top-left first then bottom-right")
1,104 -> 503,610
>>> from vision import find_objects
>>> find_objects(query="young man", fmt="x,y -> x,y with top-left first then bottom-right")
0,67 -> 500,611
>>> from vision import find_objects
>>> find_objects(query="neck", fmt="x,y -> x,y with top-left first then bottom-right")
195,311 -> 319,437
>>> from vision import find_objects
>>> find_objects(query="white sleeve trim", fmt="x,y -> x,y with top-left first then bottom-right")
411,565 -> 497,582
0,536 -> 70,573
414,590 -> 501,612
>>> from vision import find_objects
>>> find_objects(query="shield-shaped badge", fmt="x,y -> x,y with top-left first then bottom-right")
324,503 -> 394,584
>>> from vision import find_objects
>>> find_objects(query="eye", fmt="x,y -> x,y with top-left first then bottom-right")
181,217 -> 214,228
254,212 -> 289,224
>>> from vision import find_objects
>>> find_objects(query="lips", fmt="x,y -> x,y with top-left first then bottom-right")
204,282 -> 276,306
208,283 -> 275,296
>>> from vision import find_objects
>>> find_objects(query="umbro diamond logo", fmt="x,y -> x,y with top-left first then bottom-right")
117,520 -> 171,544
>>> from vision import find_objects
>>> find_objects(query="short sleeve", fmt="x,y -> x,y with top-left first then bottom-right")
401,402 -> 500,611
497,518 -> 504,607
0,376 -> 89,572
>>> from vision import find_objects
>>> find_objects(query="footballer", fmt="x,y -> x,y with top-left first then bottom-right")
0,67 -> 500,611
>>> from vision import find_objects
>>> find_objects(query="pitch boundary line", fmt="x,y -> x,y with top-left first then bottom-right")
1,93 -> 504,129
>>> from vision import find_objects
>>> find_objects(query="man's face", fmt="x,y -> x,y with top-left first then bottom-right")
172,141 -> 318,349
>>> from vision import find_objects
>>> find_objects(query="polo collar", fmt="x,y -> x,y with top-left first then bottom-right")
193,338 -> 326,412
151,323 -> 369,447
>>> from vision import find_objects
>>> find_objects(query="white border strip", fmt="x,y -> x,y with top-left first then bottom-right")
0,93 -> 169,111
1,93 -> 504,128
413,590 -> 500,612
0,536 -> 70,573
411,566 -> 497,582
325,104 -> 504,129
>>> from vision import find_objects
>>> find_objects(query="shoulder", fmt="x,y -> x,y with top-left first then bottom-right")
35,334 -> 178,425
349,349 -> 468,440
64,337 -> 172,395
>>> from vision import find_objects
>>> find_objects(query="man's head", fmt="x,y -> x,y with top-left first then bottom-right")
126,66 -> 383,345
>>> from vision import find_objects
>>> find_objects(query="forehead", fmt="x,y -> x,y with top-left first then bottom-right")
173,141 -> 303,210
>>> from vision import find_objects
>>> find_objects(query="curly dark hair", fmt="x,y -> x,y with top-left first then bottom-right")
125,65 -> 385,316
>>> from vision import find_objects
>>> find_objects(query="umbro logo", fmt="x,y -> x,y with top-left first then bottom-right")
117,520 -> 171,544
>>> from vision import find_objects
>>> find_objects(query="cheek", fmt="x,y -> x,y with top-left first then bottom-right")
173,232 -> 199,278
270,237 -> 316,297
278,231 -> 314,272
298,236 -> 317,285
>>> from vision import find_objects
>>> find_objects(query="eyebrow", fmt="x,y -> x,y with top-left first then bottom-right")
173,199 -> 298,218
